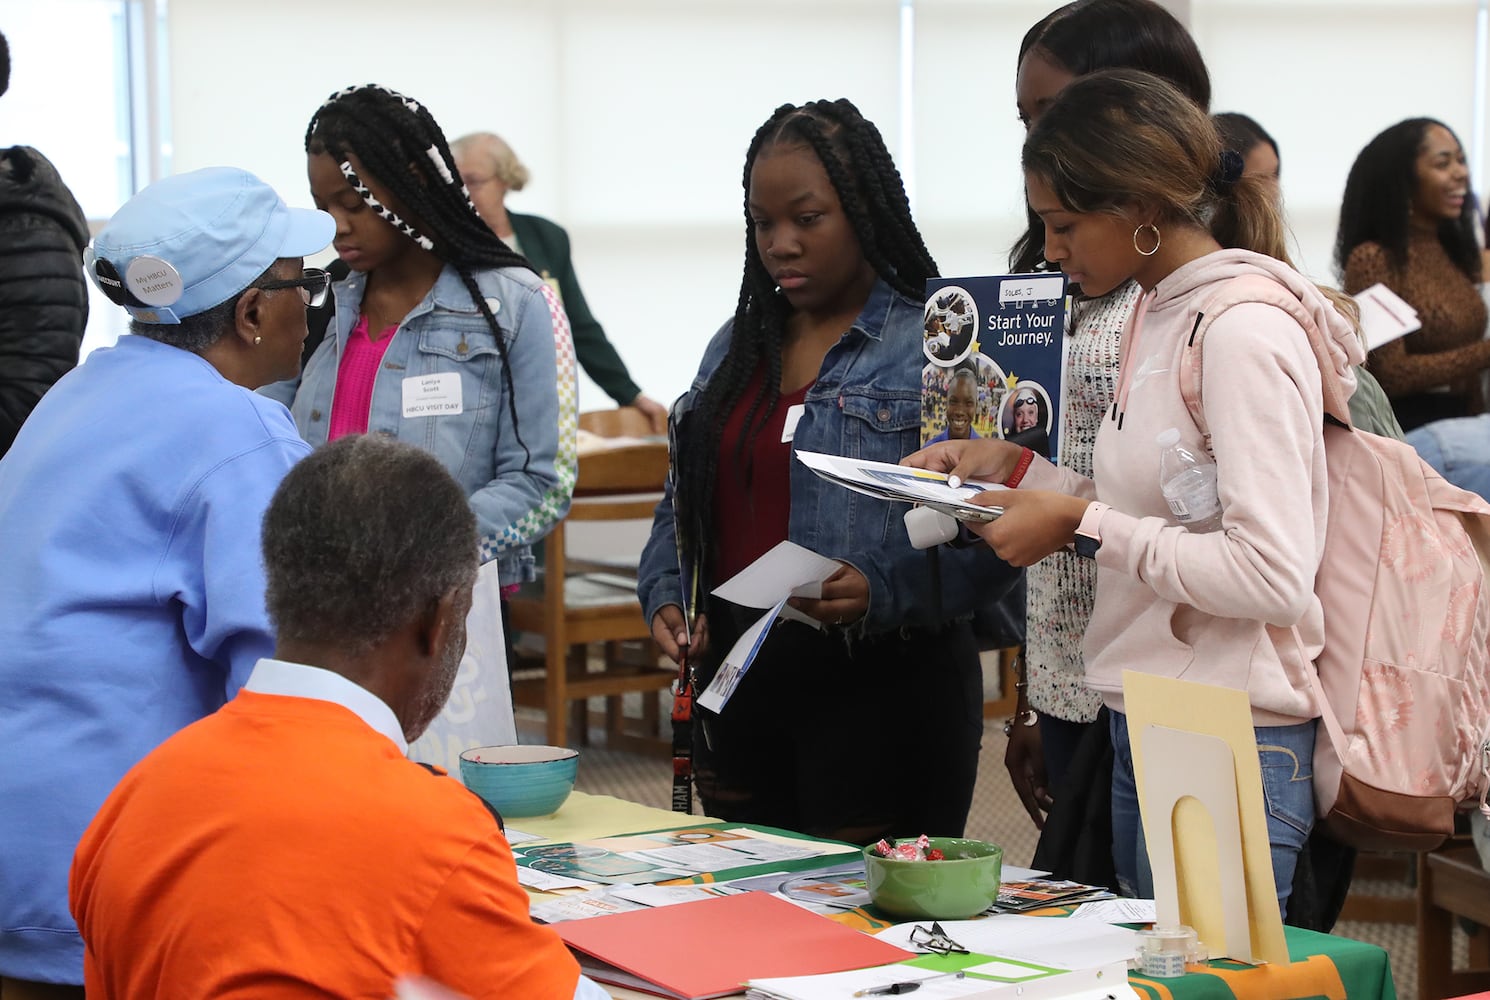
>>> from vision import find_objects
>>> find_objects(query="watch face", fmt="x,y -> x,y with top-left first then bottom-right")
1074,533 -> 1100,559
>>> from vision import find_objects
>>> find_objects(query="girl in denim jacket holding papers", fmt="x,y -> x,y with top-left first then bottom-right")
638,99 -> 1018,846
263,85 -> 576,771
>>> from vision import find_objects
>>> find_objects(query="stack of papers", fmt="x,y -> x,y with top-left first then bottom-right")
513,825 -> 855,890
746,960 -> 1137,1000
875,916 -> 1137,972
795,452 -> 1006,524
990,878 -> 1114,913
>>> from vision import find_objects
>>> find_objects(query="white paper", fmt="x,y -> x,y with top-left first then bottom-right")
712,540 -> 841,610
607,883 -> 746,907
746,965 -> 990,1000
999,864 -> 1051,882
962,958 -> 1051,981
629,840 -> 819,872
782,403 -> 806,443
530,887 -> 649,923
795,451 -> 1006,523
697,602 -> 781,713
876,915 -> 1138,971
746,961 -> 1137,1000
1068,898 -> 1157,924
514,867 -> 603,892
1354,282 -> 1422,351
503,828 -> 543,845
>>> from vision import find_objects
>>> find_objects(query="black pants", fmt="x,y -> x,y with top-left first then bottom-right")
692,598 -> 983,846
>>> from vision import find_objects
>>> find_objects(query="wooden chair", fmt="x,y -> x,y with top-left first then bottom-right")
1418,841 -> 1490,999
508,407 -> 675,750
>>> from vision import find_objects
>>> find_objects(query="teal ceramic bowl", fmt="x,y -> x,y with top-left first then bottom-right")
458,745 -> 579,819
863,837 -> 1003,920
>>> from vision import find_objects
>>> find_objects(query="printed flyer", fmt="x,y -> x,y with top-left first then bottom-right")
922,274 -> 1068,464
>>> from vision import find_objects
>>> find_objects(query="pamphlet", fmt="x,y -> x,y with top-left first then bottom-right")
795,451 -> 1006,524
1353,282 -> 1422,351
922,274 -> 1068,463
513,825 -> 855,886
991,878 -> 1115,913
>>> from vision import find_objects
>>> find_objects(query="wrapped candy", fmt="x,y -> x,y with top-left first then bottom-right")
871,835 -> 945,861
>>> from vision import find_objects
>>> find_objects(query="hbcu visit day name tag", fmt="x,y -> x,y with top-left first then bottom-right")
402,373 -> 464,418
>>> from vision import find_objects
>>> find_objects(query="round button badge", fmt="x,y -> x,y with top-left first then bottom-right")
124,255 -> 185,308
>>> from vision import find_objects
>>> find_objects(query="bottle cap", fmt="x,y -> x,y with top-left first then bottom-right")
1155,427 -> 1181,447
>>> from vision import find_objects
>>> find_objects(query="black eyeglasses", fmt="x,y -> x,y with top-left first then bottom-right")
259,267 -> 332,308
908,922 -> 969,955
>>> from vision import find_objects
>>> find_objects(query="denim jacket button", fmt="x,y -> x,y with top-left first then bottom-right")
877,408 -> 891,422
310,409 -> 322,422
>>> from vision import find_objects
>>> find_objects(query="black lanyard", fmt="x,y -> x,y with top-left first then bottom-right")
667,405 -> 700,814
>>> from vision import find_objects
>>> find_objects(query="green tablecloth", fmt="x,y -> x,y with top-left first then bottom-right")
1125,925 -> 1396,1000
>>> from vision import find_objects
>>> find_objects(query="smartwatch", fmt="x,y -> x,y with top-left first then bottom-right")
1073,502 -> 1110,560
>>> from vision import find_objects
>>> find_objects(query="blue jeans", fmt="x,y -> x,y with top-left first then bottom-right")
1109,711 -> 1315,920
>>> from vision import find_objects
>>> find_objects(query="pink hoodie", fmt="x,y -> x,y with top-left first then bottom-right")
1023,249 -> 1365,725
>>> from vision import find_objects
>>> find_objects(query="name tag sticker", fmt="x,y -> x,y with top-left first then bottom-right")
781,404 -> 806,443
402,373 -> 464,418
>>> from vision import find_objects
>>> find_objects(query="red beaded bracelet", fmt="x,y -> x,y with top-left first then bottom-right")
1004,447 -> 1035,488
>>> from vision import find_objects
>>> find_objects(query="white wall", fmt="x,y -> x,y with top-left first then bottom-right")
4,0 -> 1484,404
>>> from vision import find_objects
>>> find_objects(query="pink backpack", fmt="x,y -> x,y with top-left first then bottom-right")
1181,275 -> 1490,851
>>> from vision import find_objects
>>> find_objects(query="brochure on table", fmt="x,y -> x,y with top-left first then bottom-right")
512,824 -> 859,890
921,274 -> 1068,462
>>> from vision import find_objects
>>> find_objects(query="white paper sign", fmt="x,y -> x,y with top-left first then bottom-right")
781,403 -> 806,442
402,373 -> 464,418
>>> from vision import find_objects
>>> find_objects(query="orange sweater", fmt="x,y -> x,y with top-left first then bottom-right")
70,690 -> 581,999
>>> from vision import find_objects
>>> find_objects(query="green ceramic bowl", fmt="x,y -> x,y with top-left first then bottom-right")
863,837 -> 1003,920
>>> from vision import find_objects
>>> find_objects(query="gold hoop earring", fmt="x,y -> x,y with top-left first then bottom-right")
253,336 -> 262,345
1132,223 -> 1161,257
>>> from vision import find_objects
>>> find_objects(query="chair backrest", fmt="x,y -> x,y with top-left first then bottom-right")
575,442 -> 669,498
575,408 -> 669,498
578,406 -> 659,439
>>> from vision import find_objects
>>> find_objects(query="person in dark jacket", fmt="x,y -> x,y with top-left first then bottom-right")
451,131 -> 668,432
0,30 -> 90,458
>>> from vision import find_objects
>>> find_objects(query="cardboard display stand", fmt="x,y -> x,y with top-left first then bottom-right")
1122,671 -> 1290,967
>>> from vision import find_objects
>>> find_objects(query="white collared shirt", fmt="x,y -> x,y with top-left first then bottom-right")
242,657 -> 408,755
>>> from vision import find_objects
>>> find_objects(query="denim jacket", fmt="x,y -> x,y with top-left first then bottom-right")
638,279 -> 1018,637
262,265 -> 577,585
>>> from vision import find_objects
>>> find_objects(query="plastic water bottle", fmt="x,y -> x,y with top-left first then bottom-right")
1156,427 -> 1223,532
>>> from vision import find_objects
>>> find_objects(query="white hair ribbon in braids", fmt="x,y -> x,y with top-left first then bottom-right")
338,160 -> 436,252
425,145 -> 455,185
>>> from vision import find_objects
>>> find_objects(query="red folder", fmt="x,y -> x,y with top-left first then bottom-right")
556,890 -> 914,1000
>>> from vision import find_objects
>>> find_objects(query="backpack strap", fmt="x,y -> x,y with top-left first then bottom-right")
1177,274 -> 1357,458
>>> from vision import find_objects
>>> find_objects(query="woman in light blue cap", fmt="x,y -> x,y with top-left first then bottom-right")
0,166 -> 331,997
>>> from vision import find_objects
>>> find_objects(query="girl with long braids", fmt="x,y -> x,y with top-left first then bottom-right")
910,70 -> 1367,918
264,84 -> 576,770
637,99 -> 1018,845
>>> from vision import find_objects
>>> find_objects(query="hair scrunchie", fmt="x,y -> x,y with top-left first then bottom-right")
1212,148 -> 1246,193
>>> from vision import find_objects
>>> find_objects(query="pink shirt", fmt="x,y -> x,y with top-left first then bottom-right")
327,315 -> 397,441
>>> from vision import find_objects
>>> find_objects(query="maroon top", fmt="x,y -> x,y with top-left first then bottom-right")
713,369 -> 814,583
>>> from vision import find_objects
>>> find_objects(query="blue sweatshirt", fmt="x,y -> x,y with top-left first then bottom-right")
0,334 -> 310,983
